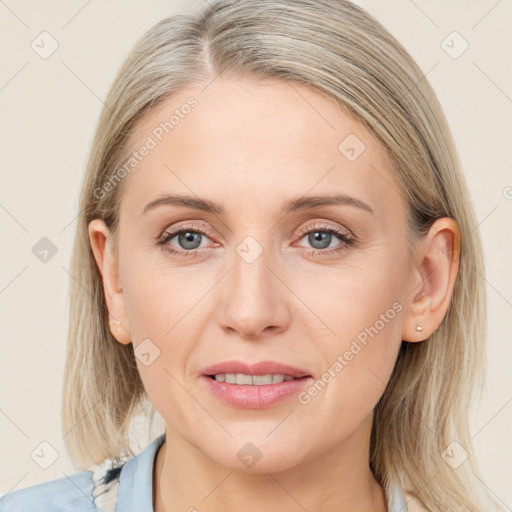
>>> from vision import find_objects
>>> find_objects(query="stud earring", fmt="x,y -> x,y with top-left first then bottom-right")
415,324 -> 423,332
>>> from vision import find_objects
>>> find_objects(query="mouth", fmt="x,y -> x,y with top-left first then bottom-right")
201,360 -> 312,382
200,360 -> 314,409
205,373 -> 312,385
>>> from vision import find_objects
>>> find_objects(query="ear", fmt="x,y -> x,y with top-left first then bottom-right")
402,217 -> 461,342
88,219 -> 132,345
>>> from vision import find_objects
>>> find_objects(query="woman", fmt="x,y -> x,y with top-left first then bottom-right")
0,0 -> 502,511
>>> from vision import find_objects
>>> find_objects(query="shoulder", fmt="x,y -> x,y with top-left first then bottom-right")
0,434 -> 164,512
404,490 -> 431,512
0,471 -> 96,512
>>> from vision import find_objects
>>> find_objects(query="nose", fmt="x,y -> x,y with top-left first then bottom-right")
216,240 -> 291,340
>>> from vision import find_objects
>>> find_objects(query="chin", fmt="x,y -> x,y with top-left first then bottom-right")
207,440 -> 306,474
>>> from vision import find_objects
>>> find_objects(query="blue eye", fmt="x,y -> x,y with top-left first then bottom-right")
295,224 -> 355,256
158,228 -> 211,256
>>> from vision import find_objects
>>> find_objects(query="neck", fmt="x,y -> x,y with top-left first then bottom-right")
153,413 -> 387,512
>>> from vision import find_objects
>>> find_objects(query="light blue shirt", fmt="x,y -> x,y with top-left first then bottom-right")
0,433 -> 409,511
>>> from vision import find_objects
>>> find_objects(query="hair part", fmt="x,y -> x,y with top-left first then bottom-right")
62,1 -> 498,509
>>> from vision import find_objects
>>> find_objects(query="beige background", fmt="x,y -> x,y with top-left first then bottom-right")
1,0 -> 511,507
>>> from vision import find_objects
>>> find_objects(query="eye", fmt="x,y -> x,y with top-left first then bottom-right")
157,225 -> 218,257
294,222 -> 355,256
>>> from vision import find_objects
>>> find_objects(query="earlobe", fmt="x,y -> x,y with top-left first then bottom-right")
402,217 -> 460,343
88,219 -> 132,345
107,314 -> 131,345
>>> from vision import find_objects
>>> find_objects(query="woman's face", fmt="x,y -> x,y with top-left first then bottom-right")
104,77 -> 418,472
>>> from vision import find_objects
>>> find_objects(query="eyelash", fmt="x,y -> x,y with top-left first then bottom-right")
156,222 -> 356,258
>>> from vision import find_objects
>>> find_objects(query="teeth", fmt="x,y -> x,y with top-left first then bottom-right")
214,373 -> 296,385
237,373 -> 253,385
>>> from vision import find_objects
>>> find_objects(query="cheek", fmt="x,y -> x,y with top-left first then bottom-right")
294,246 -> 408,347
119,251 -> 214,385
293,250 -> 408,417
120,265 -> 200,419
121,246 -> 204,339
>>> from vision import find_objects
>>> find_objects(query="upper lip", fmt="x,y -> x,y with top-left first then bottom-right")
202,360 -> 312,378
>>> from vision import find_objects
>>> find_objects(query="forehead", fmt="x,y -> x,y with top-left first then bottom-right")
120,77 -> 403,220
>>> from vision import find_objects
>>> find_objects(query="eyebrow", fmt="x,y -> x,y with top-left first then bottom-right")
141,193 -> 374,216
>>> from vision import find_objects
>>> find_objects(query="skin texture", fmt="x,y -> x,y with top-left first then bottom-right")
89,77 -> 459,512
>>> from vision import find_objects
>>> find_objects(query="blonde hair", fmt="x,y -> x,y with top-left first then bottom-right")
62,1 -> 499,509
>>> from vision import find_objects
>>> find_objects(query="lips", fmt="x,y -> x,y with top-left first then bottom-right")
201,360 -> 313,379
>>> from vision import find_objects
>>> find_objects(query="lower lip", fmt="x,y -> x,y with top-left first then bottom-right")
201,375 -> 314,409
